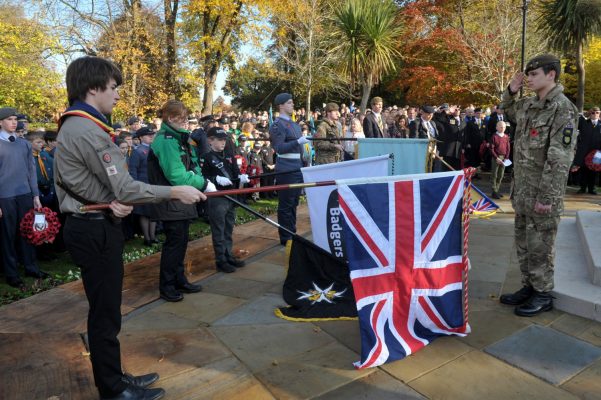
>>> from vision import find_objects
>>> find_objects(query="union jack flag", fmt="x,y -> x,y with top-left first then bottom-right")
469,184 -> 499,216
338,171 -> 470,369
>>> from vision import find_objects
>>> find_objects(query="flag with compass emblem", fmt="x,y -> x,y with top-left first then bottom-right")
275,236 -> 358,321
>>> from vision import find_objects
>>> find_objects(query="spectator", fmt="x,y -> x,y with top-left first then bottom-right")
363,96 -> 388,138
489,121 -> 510,199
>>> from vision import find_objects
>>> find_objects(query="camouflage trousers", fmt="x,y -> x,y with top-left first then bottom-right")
515,213 -> 560,292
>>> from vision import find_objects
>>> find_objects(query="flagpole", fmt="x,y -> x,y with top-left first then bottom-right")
78,180 -> 338,212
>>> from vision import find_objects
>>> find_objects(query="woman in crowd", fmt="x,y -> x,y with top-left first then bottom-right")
344,117 -> 365,160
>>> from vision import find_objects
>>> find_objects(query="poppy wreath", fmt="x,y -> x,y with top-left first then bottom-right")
585,150 -> 601,172
19,207 -> 62,246
248,164 -> 262,186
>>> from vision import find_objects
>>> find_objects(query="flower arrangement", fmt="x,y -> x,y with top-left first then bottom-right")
19,207 -> 61,245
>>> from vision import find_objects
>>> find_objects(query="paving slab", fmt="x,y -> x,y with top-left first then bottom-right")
381,337 -> 473,383
314,370 -> 425,400
579,320 -> 601,347
157,356 -> 275,400
551,313 -> 597,337
484,324 -> 601,384
121,305 -> 204,332
467,280 -> 502,300
210,323 -> 336,372
232,260 -> 288,283
201,273 -> 275,299
314,319 -> 362,354
152,291 -> 247,324
457,309 -> 530,349
408,350 -> 579,400
560,358 -> 601,400
254,341 -> 371,400
260,247 -> 289,266
212,293 -> 287,326
120,328 -> 231,380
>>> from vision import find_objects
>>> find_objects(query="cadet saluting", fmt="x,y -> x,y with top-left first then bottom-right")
498,54 -> 578,317
54,57 -> 204,400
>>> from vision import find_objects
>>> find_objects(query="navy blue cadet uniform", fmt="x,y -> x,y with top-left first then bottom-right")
270,116 -> 304,244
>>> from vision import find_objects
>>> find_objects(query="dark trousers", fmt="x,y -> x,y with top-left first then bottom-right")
580,166 -> 598,192
63,216 -> 128,398
0,194 -> 39,279
159,219 -> 190,292
208,197 -> 236,263
276,171 -> 302,243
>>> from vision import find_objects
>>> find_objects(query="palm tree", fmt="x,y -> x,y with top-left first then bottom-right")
536,0 -> 601,111
331,0 -> 403,113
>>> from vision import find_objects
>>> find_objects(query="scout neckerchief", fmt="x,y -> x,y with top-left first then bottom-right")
59,101 -> 116,139
32,150 -> 49,180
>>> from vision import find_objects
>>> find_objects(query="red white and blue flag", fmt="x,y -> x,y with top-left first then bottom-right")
338,171 -> 470,369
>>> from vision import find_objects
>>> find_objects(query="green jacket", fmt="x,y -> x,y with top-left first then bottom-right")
150,122 -> 207,190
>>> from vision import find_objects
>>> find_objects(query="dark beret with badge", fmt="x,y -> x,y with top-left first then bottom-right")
421,105 -> 435,114
0,107 -> 18,120
135,126 -> 155,138
16,113 -> 29,122
274,93 -> 293,106
218,117 -> 230,125
525,54 -> 560,74
207,127 -> 228,139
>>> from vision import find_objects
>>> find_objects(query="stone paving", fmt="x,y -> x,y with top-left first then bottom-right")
2,178 -> 601,399
113,187 -> 601,399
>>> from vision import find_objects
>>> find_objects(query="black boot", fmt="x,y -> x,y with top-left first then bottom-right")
499,286 -> 533,305
514,291 -> 553,317
226,257 -> 246,268
491,192 -> 501,199
216,262 -> 236,273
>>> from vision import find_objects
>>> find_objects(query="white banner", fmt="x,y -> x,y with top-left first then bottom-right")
301,155 -> 390,259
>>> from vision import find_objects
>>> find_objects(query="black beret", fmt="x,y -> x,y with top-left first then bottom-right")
207,127 -> 228,139
218,117 -> 230,125
274,93 -> 293,106
525,54 -> 560,74
238,135 -> 247,141
0,107 -> 18,120
135,127 -> 155,138
16,114 -> 29,122
16,122 -> 25,131
112,123 -> 123,130
421,105 -> 435,114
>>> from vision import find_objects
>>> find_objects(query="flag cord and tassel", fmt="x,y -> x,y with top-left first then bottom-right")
462,167 -> 476,329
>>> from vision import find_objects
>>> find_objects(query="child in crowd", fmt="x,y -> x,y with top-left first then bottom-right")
27,132 -> 56,208
490,121 -> 510,199
201,127 -> 250,273
248,142 -> 263,201
44,130 -> 58,156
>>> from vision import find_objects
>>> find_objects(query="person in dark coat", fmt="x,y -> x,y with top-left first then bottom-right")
464,107 -> 486,168
438,106 -> 466,171
572,107 -> 601,194
363,96 -> 388,138
129,127 -> 159,246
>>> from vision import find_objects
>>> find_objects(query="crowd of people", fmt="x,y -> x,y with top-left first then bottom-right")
0,53 -> 598,400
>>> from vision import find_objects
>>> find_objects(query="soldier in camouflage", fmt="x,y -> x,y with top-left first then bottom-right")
314,102 -> 344,165
498,54 -> 578,317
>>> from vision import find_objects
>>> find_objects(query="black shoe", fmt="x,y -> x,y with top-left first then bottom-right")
589,189 -> 598,195
101,384 -> 165,400
175,282 -> 203,293
514,291 -> 553,317
123,372 -> 159,388
577,188 -> 586,194
227,257 -> 245,268
150,239 -> 161,244
216,262 -> 236,273
143,240 -> 154,247
160,289 -> 183,302
6,276 -> 25,289
499,286 -> 533,305
24,270 -> 50,279
498,192 -> 504,198
491,192 -> 501,199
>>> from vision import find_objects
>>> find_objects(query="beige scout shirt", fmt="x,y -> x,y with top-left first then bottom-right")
500,84 -> 578,216
54,116 -> 171,213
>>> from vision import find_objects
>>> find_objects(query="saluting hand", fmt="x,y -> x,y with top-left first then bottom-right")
509,72 -> 525,94
109,200 -> 133,217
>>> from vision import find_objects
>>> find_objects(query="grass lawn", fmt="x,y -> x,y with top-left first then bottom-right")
0,198 -> 280,306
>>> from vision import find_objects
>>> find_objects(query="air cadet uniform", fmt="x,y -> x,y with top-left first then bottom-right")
314,103 -> 342,165
55,101 -> 173,399
499,55 -> 578,317
270,93 -> 305,245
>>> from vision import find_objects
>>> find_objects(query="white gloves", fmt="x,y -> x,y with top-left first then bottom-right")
216,176 -> 233,186
239,174 -> 250,184
204,181 -> 217,192
297,136 -> 310,145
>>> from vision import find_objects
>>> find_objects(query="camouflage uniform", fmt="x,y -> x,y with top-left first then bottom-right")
314,118 -> 342,165
500,83 -> 578,292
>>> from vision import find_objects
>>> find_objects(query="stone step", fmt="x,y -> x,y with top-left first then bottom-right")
553,217 -> 601,322
576,210 -> 601,286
